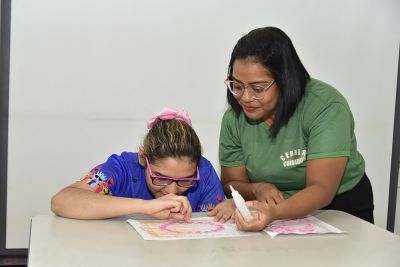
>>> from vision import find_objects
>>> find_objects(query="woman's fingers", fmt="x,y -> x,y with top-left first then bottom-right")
253,183 -> 285,204
263,192 -> 284,205
235,209 -> 264,231
233,201 -> 274,231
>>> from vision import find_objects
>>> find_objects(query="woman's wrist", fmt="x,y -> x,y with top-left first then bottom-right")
270,203 -> 281,221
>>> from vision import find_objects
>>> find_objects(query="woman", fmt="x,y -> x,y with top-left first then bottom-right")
211,26 -> 374,231
51,107 -> 225,220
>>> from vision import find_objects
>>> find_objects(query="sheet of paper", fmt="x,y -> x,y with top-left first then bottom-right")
264,215 -> 345,237
127,217 -> 262,240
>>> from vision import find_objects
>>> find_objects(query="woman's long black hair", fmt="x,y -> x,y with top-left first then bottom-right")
227,26 -> 310,137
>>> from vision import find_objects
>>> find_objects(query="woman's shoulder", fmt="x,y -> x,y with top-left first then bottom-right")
298,79 -> 354,128
222,107 -> 250,127
222,107 -> 237,120
304,78 -> 349,107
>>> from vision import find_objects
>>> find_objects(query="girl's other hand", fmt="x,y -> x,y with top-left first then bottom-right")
206,198 -> 236,223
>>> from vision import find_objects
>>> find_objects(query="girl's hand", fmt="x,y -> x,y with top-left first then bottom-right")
146,194 -> 192,220
253,183 -> 285,204
206,198 -> 236,223
234,200 -> 277,231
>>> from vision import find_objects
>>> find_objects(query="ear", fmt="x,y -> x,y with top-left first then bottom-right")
138,146 -> 146,167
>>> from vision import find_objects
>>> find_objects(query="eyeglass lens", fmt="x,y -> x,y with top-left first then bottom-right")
152,178 -> 196,187
226,80 -> 273,99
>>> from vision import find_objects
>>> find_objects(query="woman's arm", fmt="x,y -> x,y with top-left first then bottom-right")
275,157 -> 346,219
235,157 -> 346,231
209,165 -> 284,222
221,165 -> 284,204
221,165 -> 254,198
51,181 -> 190,220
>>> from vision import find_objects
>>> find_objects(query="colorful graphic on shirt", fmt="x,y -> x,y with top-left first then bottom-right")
280,148 -> 306,167
81,166 -> 114,195
197,194 -> 224,212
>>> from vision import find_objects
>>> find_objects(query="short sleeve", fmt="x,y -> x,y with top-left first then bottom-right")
195,158 -> 225,212
306,103 -> 353,160
219,110 -> 244,166
80,154 -> 123,195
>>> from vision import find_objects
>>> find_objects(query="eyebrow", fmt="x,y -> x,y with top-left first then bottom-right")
231,76 -> 271,84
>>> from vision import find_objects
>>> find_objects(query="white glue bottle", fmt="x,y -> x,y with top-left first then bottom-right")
230,185 -> 253,222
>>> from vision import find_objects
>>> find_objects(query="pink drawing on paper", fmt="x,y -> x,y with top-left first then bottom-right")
266,217 -> 314,234
127,217 -> 262,240
159,221 -> 225,235
264,215 -> 345,237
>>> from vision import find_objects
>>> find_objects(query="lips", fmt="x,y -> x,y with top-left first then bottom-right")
243,106 -> 257,112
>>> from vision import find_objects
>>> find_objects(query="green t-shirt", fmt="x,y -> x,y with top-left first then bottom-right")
219,78 -> 365,197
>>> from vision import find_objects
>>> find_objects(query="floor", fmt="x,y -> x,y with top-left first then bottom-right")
0,256 -> 27,267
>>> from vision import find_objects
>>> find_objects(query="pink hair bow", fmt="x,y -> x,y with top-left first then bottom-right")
147,107 -> 192,129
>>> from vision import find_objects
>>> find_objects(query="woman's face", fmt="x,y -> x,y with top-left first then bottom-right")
144,157 -> 197,198
231,59 -> 279,125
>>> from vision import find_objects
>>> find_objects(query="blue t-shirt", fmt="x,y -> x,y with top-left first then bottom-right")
80,152 -> 225,212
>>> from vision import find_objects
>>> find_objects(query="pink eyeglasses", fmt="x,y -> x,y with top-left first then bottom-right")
145,157 -> 200,188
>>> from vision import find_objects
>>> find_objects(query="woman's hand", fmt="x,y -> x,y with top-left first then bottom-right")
206,198 -> 236,223
234,200 -> 277,231
146,193 -> 192,220
253,183 -> 284,204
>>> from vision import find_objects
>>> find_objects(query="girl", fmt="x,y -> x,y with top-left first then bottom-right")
51,107 -> 225,220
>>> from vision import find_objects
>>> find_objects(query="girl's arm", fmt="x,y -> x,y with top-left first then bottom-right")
51,181 -> 190,220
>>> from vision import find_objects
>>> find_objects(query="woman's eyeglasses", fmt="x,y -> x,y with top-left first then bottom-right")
224,79 -> 275,100
145,157 -> 200,188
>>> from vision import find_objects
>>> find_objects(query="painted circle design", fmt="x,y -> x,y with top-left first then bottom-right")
159,221 -> 224,234
267,218 -> 314,233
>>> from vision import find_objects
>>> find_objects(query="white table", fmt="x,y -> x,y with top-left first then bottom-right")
28,210 -> 400,267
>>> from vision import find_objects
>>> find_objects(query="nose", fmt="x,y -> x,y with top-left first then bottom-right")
165,182 -> 179,195
241,85 -> 254,101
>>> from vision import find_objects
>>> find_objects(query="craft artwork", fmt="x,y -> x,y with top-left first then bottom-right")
127,215 -> 344,240
127,217 -> 261,240
264,215 -> 344,237
159,220 -> 224,235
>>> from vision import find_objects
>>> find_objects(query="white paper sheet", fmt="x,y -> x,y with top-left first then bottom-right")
264,215 -> 345,237
127,217 -> 262,240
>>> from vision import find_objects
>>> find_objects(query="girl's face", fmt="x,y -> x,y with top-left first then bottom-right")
144,157 -> 197,198
231,59 -> 279,125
